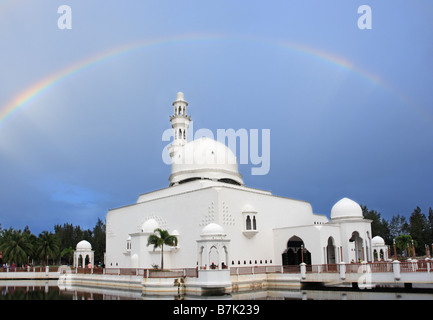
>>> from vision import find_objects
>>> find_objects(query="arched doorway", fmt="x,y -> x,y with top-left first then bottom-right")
326,237 -> 336,264
209,246 -> 219,268
282,236 -> 311,265
349,231 -> 364,262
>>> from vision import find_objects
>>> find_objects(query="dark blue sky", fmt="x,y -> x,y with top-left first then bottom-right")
0,1 -> 432,234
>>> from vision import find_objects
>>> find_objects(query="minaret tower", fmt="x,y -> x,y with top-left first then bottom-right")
168,92 -> 191,158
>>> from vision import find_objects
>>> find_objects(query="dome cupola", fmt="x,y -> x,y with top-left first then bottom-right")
330,197 -> 363,220
167,93 -> 243,187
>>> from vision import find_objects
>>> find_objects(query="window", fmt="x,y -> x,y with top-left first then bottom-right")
242,206 -> 258,238
246,216 -> 252,230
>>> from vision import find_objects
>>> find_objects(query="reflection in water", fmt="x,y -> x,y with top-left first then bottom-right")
0,280 -> 432,300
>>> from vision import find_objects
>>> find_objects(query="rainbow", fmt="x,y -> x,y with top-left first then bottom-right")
0,33 -> 427,127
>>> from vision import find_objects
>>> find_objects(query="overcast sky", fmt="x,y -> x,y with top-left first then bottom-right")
0,0 -> 432,234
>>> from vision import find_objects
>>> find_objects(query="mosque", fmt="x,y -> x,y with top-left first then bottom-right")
105,92 -> 374,270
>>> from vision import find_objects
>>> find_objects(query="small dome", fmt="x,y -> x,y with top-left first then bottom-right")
331,197 -> 363,220
372,236 -> 385,246
171,229 -> 180,236
201,223 -> 225,236
76,240 -> 92,250
142,219 -> 159,233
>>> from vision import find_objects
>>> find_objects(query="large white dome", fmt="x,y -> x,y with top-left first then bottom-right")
169,137 -> 244,186
330,197 -> 363,220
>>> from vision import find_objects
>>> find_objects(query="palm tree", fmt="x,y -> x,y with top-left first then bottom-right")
36,231 -> 60,266
61,246 -> 74,265
147,228 -> 178,270
395,234 -> 415,257
0,228 -> 33,265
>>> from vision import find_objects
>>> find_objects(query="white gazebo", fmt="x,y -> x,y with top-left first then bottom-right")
372,236 -> 389,261
73,240 -> 94,268
197,223 -> 230,270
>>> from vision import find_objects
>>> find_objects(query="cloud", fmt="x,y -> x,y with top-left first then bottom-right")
36,176 -> 108,208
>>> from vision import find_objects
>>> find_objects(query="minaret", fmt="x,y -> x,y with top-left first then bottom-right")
168,92 -> 191,158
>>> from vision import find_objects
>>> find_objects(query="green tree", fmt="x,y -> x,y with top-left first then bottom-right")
60,247 -> 74,265
361,205 -> 391,244
36,231 -> 60,266
54,223 -> 76,251
395,234 -> 414,257
408,206 -> 429,255
0,228 -> 33,265
389,214 -> 409,239
147,228 -> 178,270
91,218 -> 106,265
427,207 -> 433,248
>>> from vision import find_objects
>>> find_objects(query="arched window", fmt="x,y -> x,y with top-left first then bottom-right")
246,216 -> 252,230
253,216 -> 257,230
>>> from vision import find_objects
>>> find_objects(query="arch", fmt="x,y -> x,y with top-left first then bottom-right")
326,237 -> 336,264
198,245 -> 205,268
349,231 -> 364,262
379,249 -> 384,260
209,246 -> 219,269
252,216 -> 257,230
282,236 -> 311,265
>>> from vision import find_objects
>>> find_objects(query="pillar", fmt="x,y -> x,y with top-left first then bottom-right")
393,260 -> 401,281
300,262 -> 306,280
339,262 -> 346,280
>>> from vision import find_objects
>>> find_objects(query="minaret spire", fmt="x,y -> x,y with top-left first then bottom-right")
169,92 -> 191,158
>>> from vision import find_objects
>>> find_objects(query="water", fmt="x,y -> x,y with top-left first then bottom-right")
1,280 -> 432,300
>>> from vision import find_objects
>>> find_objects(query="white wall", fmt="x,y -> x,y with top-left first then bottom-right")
105,180 -> 371,269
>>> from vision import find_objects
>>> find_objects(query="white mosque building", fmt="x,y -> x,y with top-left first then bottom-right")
105,92 -> 374,270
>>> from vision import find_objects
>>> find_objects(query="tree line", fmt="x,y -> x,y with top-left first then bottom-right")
0,218 -> 105,267
363,205 -> 433,257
